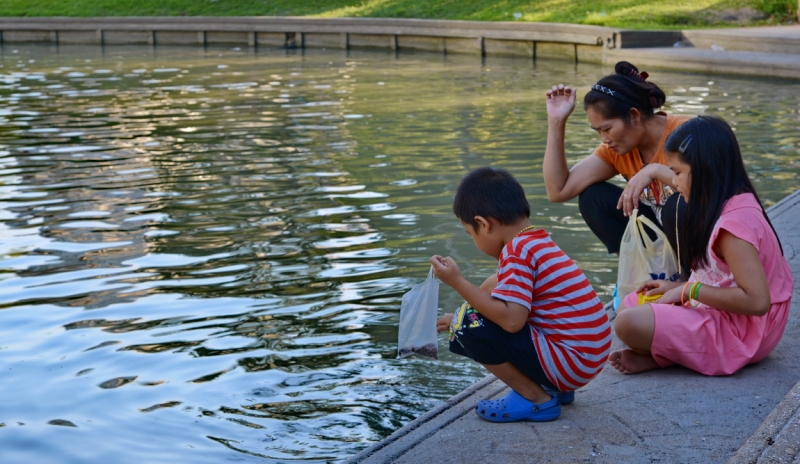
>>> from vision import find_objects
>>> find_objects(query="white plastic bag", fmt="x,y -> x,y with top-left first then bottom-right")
617,208 -> 681,303
397,266 -> 439,360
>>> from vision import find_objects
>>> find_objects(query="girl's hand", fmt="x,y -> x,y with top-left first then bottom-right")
654,281 -> 687,305
429,255 -> 463,287
617,165 -> 656,217
436,313 -> 454,333
545,84 -> 577,121
636,279 -> 682,296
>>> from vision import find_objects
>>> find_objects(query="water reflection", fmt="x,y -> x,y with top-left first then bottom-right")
0,44 -> 797,462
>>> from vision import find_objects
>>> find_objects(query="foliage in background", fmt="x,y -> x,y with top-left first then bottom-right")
754,0 -> 797,17
0,0 -> 797,29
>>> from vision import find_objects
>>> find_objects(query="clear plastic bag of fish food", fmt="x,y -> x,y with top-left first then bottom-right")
397,266 -> 439,360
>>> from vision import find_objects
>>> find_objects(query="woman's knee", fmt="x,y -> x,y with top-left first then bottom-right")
578,182 -> 627,253
578,182 -> 621,216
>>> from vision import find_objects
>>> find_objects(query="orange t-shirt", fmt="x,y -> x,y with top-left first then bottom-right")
594,113 -> 690,209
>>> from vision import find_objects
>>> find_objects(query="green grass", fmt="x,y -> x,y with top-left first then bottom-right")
1,0 -> 797,29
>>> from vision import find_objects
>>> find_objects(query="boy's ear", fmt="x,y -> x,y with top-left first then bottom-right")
473,216 -> 491,232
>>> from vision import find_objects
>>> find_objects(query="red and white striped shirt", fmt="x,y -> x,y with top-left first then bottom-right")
492,228 -> 612,390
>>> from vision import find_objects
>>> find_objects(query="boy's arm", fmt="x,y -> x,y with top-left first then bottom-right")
430,256 -> 529,333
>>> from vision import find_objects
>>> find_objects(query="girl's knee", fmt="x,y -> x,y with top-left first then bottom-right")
614,310 -> 635,344
613,305 -> 655,350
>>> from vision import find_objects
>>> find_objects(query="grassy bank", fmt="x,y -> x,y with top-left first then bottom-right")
2,0 -> 797,29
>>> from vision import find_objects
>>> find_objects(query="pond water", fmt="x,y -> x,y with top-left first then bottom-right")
0,44 -> 798,463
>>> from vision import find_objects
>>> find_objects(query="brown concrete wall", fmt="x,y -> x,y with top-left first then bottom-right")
104,30 -> 153,45
3,30 -> 57,42
303,32 -> 346,48
0,17 -> 652,66
154,31 -> 204,45
348,33 -> 395,50
206,31 -> 250,45
445,37 -> 481,55
397,35 -> 446,52
536,42 -> 576,61
576,44 -> 603,64
58,30 -> 101,44
484,38 -> 533,58
256,32 -> 288,48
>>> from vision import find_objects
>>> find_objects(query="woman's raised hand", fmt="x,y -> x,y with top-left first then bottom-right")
546,84 -> 577,120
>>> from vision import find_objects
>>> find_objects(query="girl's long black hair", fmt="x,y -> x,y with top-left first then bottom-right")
664,115 -> 783,271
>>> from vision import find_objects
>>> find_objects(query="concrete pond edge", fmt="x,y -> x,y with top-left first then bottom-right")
1,17 -> 798,79
348,188 -> 800,463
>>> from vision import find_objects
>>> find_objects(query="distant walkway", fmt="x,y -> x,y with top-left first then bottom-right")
1,17 -> 798,79
348,189 -> 800,463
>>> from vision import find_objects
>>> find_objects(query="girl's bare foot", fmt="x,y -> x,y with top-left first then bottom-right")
608,349 -> 660,374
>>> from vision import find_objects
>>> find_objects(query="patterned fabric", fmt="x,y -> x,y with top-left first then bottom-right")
594,113 -> 690,222
492,228 -> 612,390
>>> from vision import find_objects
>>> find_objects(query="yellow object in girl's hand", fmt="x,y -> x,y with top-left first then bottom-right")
638,293 -> 662,305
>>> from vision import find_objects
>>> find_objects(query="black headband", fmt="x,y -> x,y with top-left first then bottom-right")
591,84 -> 640,108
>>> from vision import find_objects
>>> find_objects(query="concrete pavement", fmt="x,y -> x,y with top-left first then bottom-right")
348,189 -> 800,463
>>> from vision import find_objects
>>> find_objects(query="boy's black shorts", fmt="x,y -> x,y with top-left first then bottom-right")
448,302 -> 557,390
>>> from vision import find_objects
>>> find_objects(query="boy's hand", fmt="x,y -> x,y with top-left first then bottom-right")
429,255 -> 463,287
436,313 -> 454,333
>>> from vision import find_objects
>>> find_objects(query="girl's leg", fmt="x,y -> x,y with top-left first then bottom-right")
609,304 -> 661,374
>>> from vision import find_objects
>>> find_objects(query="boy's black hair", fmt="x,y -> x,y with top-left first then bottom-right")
454,167 -> 530,229
664,115 -> 783,270
583,61 -> 666,122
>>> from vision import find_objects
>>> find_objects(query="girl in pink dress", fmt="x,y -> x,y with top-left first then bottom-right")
608,115 -> 793,375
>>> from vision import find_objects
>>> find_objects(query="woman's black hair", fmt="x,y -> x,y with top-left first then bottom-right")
664,115 -> 783,270
454,167 -> 530,229
583,61 -> 667,121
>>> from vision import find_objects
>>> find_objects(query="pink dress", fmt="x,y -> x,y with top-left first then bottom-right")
625,193 -> 793,375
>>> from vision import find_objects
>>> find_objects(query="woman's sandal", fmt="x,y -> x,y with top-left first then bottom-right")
475,390 -> 561,423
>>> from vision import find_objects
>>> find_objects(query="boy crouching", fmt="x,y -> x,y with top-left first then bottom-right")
431,167 -> 611,422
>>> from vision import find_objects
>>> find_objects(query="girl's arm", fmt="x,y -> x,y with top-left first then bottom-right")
618,163 -> 677,216
543,86 -> 617,202
430,256 -> 529,333
693,230 -> 771,316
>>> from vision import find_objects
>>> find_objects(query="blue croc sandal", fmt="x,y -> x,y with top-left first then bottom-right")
475,390 -> 561,423
543,387 -> 575,405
